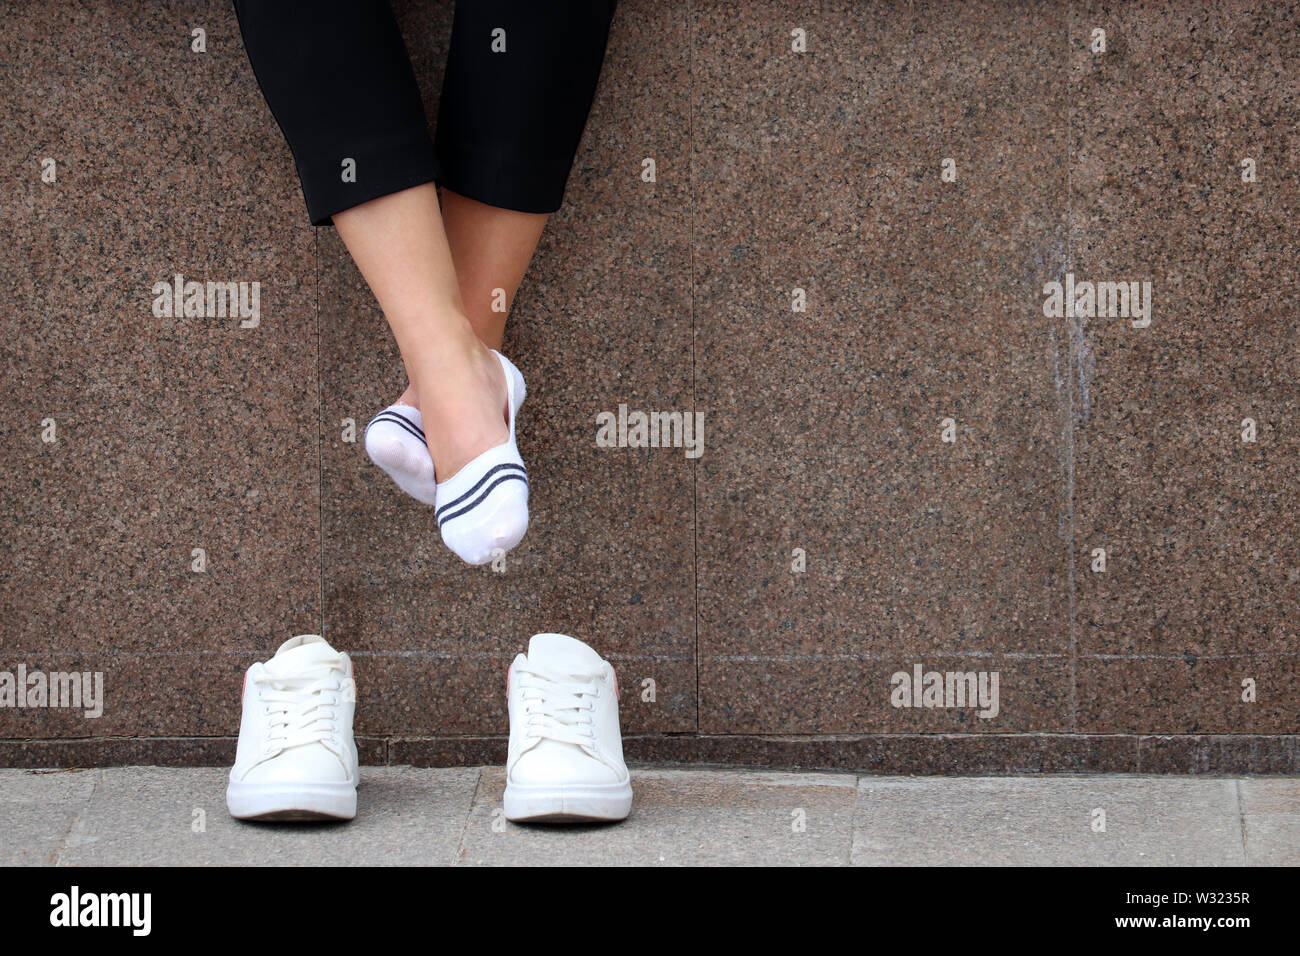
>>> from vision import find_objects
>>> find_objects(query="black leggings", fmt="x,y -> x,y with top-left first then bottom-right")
232,0 -> 618,225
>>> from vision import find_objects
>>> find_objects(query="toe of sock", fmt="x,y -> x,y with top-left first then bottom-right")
442,500 -> 529,565
364,432 -> 403,469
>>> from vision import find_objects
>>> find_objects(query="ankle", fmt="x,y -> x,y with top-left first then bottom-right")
395,384 -> 419,410
410,321 -> 486,367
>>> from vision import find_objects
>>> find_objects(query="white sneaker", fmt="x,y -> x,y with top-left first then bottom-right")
504,633 -> 633,822
226,635 -> 359,821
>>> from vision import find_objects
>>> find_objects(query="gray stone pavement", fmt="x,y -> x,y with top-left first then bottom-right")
2,767 -> 1295,866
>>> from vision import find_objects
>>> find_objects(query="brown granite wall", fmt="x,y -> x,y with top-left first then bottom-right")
2,0 -> 1296,771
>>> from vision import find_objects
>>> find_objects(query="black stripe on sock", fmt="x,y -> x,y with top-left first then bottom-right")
437,472 -> 529,527
435,462 -> 527,521
367,412 -> 425,443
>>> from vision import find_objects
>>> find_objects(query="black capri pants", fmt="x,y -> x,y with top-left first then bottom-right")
232,0 -> 618,225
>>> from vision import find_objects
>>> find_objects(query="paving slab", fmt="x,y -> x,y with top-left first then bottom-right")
456,768 -> 857,866
1238,778 -> 1300,866
852,776 -> 1246,866
52,767 -> 480,867
0,769 -> 100,866
3,768 -> 1294,866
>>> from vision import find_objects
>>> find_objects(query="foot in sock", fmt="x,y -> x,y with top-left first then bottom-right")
431,349 -> 529,565
364,404 -> 437,505
504,633 -> 632,823
226,635 -> 358,821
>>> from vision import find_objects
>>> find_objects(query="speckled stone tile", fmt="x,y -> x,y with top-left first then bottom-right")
1138,734 -> 1300,774
1,1 -> 317,384
0,738 -> 239,769
317,0 -> 696,735
693,0 -> 1073,733
388,735 -> 508,768
1079,656 -> 1299,734
701,656 -> 1071,733
377,731 -> 1142,773
9,732 -> 1300,775
0,650 -> 248,738
1,375 -> 321,658
622,732 -> 1140,774
0,0 -> 320,667
1068,1 -> 1300,682
0,735 -> 391,769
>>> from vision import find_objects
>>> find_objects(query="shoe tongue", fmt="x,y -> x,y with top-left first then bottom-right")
526,633 -> 604,676
265,634 -> 342,677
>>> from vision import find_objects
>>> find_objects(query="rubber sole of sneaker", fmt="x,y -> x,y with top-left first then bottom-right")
503,780 -> 633,823
226,780 -> 357,821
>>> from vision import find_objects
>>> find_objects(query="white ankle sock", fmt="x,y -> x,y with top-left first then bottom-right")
434,351 -> 529,565
364,404 -> 438,505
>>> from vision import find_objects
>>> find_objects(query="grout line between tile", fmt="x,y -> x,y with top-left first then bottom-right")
687,0 -> 700,735
47,768 -> 101,866
846,774 -> 864,866
1234,778 -> 1250,864
1064,0 -> 1079,733
452,767 -> 485,866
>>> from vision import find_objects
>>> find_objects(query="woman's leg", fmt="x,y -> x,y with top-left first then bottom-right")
400,0 -> 619,402
333,185 -> 507,481
234,0 -> 615,495
413,0 -> 618,363
232,0 -> 507,480
231,0 -> 442,227
435,190 -> 548,351
393,191 -> 547,416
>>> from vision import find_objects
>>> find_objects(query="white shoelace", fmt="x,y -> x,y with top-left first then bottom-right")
255,663 -> 346,753
515,663 -> 600,748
